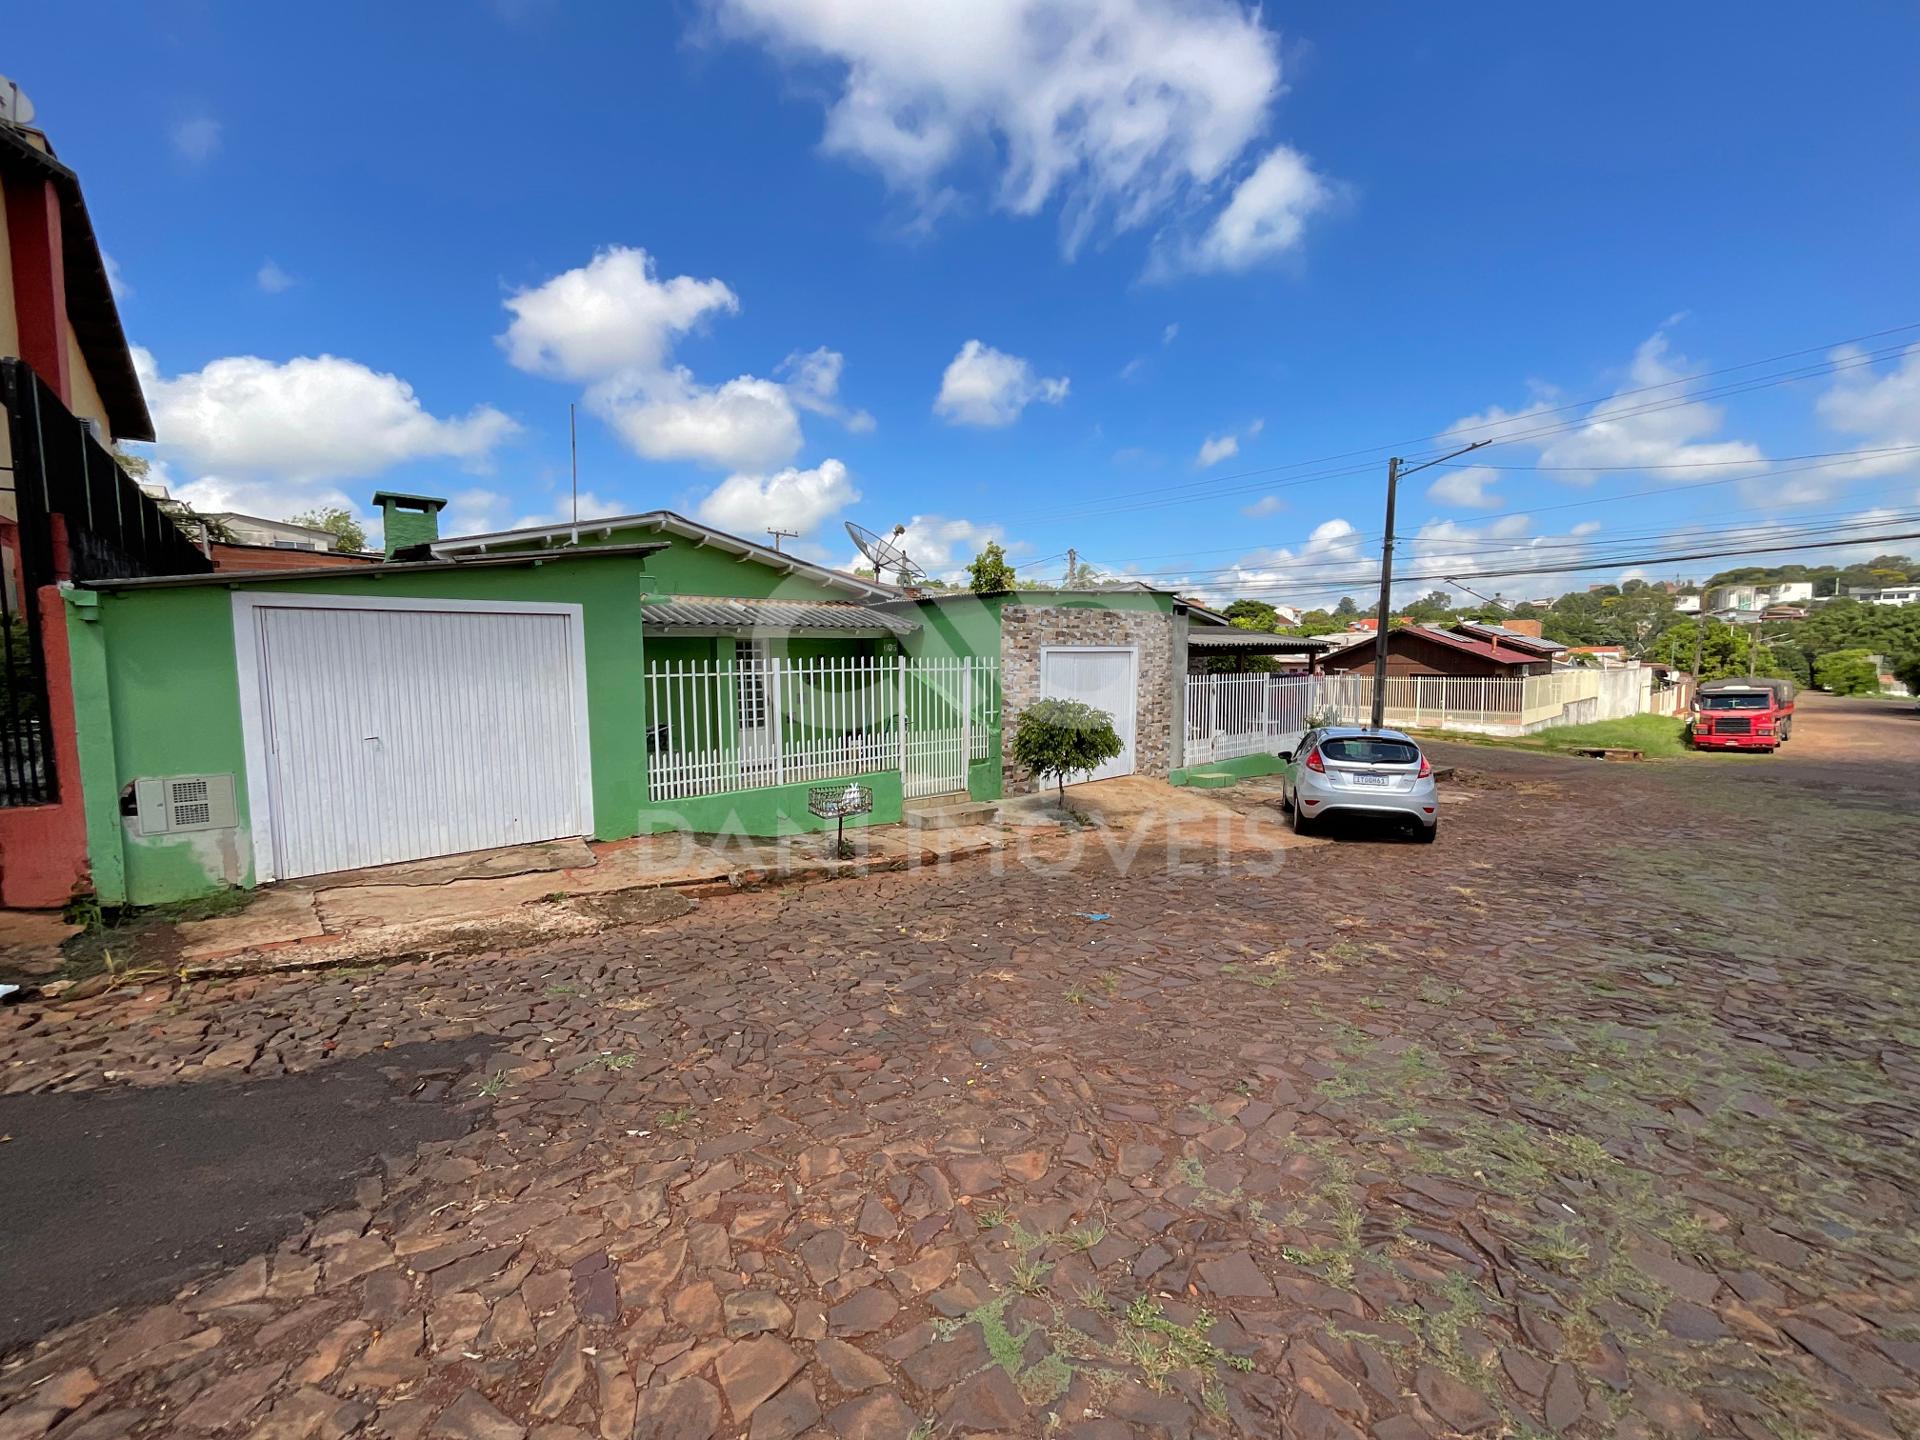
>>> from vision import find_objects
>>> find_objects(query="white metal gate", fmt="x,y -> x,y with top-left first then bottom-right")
1039,646 -> 1137,781
235,595 -> 593,882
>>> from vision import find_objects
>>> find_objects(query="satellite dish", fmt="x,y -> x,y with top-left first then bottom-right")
0,76 -> 35,127
845,520 -> 924,586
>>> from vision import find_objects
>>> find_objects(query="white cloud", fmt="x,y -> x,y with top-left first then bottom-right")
597,369 -> 803,470
442,486 -> 629,539
1446,327 -> 1769,497
500,248 -> 864,471
135,347 -> 517,485
708,0 -> 1315,263
256,260 -> 297,295
500,246 -> 738,382
171,116 -> 221,165
697,457 -> 859,536
1163,322 -> 1180,346
1426,464 -> 1501,509
103,253 -> 130,301
1569,519 -> 1602,537
778,347 -> 875,433
1241,494 -> 1284,518
1195,416 -> 1262,468
1815,343 -> 1920,479
1196,434 -> 1238,468
1176,144 -> 1332,274
934,340 -> 1068,427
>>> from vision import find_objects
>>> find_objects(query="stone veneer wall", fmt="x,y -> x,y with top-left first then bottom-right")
999,605 -> 1177,792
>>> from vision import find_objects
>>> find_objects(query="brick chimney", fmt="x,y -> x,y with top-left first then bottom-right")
372,492 -> 448,559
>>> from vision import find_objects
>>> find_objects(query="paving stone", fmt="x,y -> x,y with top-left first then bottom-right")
722,1291 -> 793,1338
814,1338 -> 891,1392
827,1287 -> 899,1337
431,1389 -> 526,1440
825,1390 -> 919,1440
1197,1250 -> 1274,1299
746,1378 -> 820,1440
175,1362 -> 287,1431
631,1378 -> 721,1440
714,1337 -> 805,1422
1413,1366 -> 1497,1434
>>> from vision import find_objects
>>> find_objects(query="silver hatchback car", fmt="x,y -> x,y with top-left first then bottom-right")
1279,725 -> 1439,841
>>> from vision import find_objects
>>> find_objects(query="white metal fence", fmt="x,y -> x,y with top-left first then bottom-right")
1184,673 -> 1323,763
1185,663 -> 1679,757
646,654 -> 999,802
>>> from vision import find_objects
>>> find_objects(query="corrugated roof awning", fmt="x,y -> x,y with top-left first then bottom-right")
642,597 -> 919,637
1186,631 -> 1335,653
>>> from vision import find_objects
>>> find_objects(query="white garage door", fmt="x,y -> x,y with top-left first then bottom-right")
1039,646 -> 1137,781
237,596 -> 593,882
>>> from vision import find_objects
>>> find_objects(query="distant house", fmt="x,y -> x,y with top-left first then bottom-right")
1319,624 -> 1555,679
1566,644 -> 1630,666
202,512 -> 343,553
1450,620 -> 1568,662
1872,585 -> 1920,608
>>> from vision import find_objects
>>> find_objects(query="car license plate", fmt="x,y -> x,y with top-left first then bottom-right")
1350,773 -> 1390,787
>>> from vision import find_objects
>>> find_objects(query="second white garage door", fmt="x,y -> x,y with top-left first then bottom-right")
1039,646 -> 1137,781
236,595 -> 594,882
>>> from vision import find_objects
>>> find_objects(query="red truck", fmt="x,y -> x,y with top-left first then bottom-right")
1688,677 -> 1796,752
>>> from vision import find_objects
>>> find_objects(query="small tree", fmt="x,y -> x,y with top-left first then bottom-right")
1814,648 -> 1880,695
967,542 -> 1017,594
291,505 -> 369,554
1010,698 -> 1123,806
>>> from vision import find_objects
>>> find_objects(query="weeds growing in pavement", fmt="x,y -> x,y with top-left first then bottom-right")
1066,1222 -> 1106,1250
474,1072 -> 509,1097
655,1105 -> 696,1127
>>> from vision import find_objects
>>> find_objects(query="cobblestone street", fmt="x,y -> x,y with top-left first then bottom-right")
2,696 -> 1917,1439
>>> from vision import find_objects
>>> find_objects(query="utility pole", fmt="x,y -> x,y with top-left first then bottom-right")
1066,548 -> 1079,585
766,527 -> 799,553
1369,440 -> 1491,728
1369,458 -> 1401,729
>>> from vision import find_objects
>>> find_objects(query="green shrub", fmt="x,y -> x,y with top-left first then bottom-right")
1814,648 -> 1880,696
1010,698 -> 1123,804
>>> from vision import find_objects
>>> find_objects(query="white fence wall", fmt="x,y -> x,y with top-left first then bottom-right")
646,654 -> 999,803
1186,662 -> 1679,756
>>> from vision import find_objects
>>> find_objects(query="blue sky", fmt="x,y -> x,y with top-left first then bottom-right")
13,2 -> 1920,604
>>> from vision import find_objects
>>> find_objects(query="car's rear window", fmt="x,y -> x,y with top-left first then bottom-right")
1319,737 -> 1421,764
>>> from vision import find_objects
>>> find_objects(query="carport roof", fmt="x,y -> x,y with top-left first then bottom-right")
642,596 -> 918,637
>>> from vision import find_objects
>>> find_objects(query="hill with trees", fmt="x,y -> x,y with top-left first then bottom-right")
1208,553 -> 1920,689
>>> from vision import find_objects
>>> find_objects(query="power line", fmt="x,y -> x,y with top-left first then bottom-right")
1090,480 -> 1920,587
1004,324 -> 1920,525
1199,526 -> 1920,603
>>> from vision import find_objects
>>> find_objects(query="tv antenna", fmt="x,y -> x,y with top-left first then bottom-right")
0,76 -> 36,127
844,521 -> 924,586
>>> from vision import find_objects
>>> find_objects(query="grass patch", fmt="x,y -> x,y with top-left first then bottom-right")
1412,713 -> 1691,758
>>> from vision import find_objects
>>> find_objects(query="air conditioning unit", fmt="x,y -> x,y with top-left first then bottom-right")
133,774 -> 238,836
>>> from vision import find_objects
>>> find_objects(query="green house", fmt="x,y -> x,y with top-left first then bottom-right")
66,502 -> 1203,906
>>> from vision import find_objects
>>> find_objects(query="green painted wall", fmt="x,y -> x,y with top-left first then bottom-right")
78,555 -> 654,907
641,767 -> 902,836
